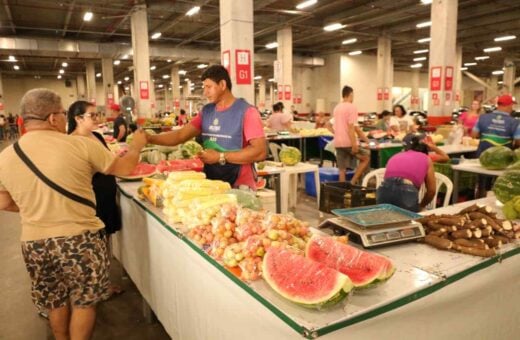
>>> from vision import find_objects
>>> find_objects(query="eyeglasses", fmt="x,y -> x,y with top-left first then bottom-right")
81,112 -> 99,119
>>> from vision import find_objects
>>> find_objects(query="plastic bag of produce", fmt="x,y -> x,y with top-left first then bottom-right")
228,188 -> 263,210
262,213 -> 311,240
234,208 -> 266,241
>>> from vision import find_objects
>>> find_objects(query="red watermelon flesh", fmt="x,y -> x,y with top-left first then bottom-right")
262,247 -> 353,308
129,163 -> 157,177
305,235 -> 394,287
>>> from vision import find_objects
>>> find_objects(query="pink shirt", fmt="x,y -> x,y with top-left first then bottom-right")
459,111 -> 479,135
333,102 -> 358,147
384,150 -> 429,188
266,112 -> 292,131
191,106 -> 265,189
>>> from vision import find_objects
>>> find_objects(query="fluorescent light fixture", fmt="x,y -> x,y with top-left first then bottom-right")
475,56 -> 490,61
83,11 -> 93,22
197,64 -> 208,69
324,23 -> 345,32
417,37 -> 431,43
416,21 -> 431,28
162,74 -> 170,79
186,6 -> 200,16
168,88 -> 172,91
117,80 -> 122,84
113,60 -> 121,65
121,54 -> 129,59
57,75 -> 62,79
150,65 -> 156,70
8,55 -> 16,62
178,70 -> 187,75
265,42 -> 278,49
296,0 -> 318,10
268,78 -> 275,82
158,84 -> 164,88
494,35 -> 516,42
421,0 -> 432,4
342,38 -> 357,45
498,81 -> 503,84
413,56 -> 427,61
96,73 -> 101,78
464,62 -> 477,66
124,76 -> 130,81
410,63 -> 423,69
460,67 -> 468,71
483,47 -> 502,53
13,65 -> 20,70
151,32 -> 162,40
59,69 -> 65,74
124,86 -> 129,90
185,78 -> 190,82
348,50 -> 362,56
179,86 -> 183,89
167,59 -> 172,62
492,70 -> 504,75
413,49 -> 429,54
254,76 -> 262,80
62,62 -> 68,67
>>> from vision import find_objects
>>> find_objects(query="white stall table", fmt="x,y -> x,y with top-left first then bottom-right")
451,160 -> 505,202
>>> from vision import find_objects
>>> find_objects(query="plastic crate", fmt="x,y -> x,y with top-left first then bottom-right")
305,168 -> 354,197
319,182 -> 377,213
433,159 -> 477,192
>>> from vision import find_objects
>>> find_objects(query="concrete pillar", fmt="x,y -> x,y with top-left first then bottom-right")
486,76 -> 499,102
427,0 -> 458,121
85,62 -> 96,104
0,72 -> 4,113
376,36 -> 392,112
269,84 -> 274,109
503,57 -> 516,94
277,27 -> 293,111
101,58 -> 115,107
171,66 -> 181,114
220,0 -> 254,103
184,80 -> 192,97
258,78 -> 266,111
411,70 -> 420,110
76,75 -> 86,99
114,83 -> 120,106
131,4 -> 152,118
454,45 -> 463,106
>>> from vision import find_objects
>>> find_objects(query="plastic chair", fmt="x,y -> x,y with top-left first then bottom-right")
268,143 -> 282,162
361,168 -> 386,188
419,172 -> 453,209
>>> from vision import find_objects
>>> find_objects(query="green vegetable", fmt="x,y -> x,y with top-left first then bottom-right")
479,146 -> 515,170
502,201 -> 518,220
181,140 -> 203,159
257,162 -> 266,170
493,170 -> 520,203
507,160 -> 520,170
515,149 -> 520,162
279,146 -> 302,166
512,196 -> 520,213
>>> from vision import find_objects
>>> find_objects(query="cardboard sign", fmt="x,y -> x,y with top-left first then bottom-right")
140,81 -> 149,100
278,85 -> 283,100
383,87 -> 390,100
430,66 -> 442,91
377,88 -> 383,101
284,85 -> 291,100
444,66 -> 454,91
235,49 -> 252,85
222,50 -> 231,74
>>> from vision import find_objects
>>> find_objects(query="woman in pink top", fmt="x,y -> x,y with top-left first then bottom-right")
376,133 -> 439,211
266,102 -> 292,131
458,100 -> 481,136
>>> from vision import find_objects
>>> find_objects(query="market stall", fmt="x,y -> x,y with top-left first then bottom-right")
113,183 -> 520,340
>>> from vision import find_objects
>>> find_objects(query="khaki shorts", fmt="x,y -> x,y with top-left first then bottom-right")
336,147 -> 370,169
21,230 -> 110,311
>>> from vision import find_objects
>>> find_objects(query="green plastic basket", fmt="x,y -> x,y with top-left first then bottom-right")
434,160 -> 476,192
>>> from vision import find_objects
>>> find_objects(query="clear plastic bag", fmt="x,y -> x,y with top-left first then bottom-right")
234,208 -> 266,241
262,213 -> 311,241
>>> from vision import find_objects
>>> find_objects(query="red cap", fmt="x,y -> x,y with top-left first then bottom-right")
110,103 -> 121,111
497,94 -> 516,106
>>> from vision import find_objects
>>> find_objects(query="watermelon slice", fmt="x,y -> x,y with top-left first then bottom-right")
305,235 -> 395,288
256,177 -> 267,190
119,163 -> 157,180
262,247 -> 353,309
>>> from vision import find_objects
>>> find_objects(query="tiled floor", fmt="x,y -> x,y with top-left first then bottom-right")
0,139 -> 332,339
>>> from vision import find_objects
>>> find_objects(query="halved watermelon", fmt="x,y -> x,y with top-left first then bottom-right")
262,247 -> 353,309
256,177 -> 266,190
305,235 -> 395,288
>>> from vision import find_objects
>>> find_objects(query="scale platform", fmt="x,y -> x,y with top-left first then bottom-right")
319,204 -> 425,248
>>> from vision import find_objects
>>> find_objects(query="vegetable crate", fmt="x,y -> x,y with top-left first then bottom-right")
319,182 -> 377,214
434,159 -> 477,192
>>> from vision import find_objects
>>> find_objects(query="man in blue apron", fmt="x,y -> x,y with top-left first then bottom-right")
148,65 -> 266,189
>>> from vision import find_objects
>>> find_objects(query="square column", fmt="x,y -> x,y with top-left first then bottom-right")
170,66 -> 181,114
454,45 -> 463,106
258,78 -> 266,111
101,58 -> 115,108
85,62 -> 96,104
411,70 -> 420,110
277,27 -> 293,110
376,37 -> 393,112
131,4 -> 152,118
503,58 -> 516,94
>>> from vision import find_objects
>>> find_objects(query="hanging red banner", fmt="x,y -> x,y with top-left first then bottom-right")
444,66 -> 454,91
383,87 -> 390,100
377,88 -> 383,101
278,85 -> 283,100
222,50 -> 231,74
430,66 -> 442,91
284,85 -> 291,100
140,81 -> 149,100
432,93 -> 439,100
235,49 -> 252,85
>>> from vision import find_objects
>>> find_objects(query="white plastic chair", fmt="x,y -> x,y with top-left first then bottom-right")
268,143 -> 282,162
419,172 -> 453,209
361,168 -> 386,188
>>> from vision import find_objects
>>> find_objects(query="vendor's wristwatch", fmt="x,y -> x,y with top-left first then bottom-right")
219,152 -> 226,165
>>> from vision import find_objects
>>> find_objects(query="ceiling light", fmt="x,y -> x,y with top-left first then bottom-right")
124,76 -> 129,81
13,65 -> 20,70
96,73 -> 101,78
197,64 -> 208,69
460,67 -> 468,71
421,0 -> 432,4
158,84 -> 164,88
416,21 -> 431,28
162,74 -> 170,79
59,69 -> 65,74
296,0 -> 318,10
179,86 -> 183,89
57,75 -> 62,79
8,55 -> 16,62
150,65 -> 156,70
168,88 -> 172,91
410,63 -> 423,69
413,57 -> 427,61
494,35 -> 516,42
413,49 -> 429,54
268,78 -> 275,82
185,78 -> 190,82
113,60 -> 121,65
475,56 -> 490,61
324,23 -> 345,32
492,70 -> 504,75
464,62 -> 477,66
121,54 -> 129,59
498,81 -> 503,84
117,80 -> 122,84
186,6 -> 200,16
151,32 -> 162,40
417,37 -> 431,43
124,86 -> 129,90
483,47 -> 502,53
83,11 -> 93,22
167,59 -> 172,62
254,76 -> 262,80
348,50 -> 362,56
178,70 -> 187,75
342,38 -> 357,45
62,62 -> 68,67
265,42 -> 278,49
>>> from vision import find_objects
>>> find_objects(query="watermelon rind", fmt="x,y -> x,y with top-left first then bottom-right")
493,170 -> 520,204
262,248 -> 353,309
479,146 -> 515,170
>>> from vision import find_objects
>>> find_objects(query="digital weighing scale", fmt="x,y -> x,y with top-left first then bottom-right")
318,204 -> 425,248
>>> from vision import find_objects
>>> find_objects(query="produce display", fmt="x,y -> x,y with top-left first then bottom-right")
181,140 -> 203,158
120,163 -> 157,180
418,204 -> 519,257
279,146 -> 302,166
298,128 -> 333,137
493,170 -> 520,204
479,146 -> 515,170
502,196 -> 520,220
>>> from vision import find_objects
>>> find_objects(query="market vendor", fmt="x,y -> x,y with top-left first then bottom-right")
147,65 -> 267,189
376,133 -> 449,212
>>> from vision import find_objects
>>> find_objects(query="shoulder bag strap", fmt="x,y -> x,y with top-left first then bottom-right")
13,141 -> 96,210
